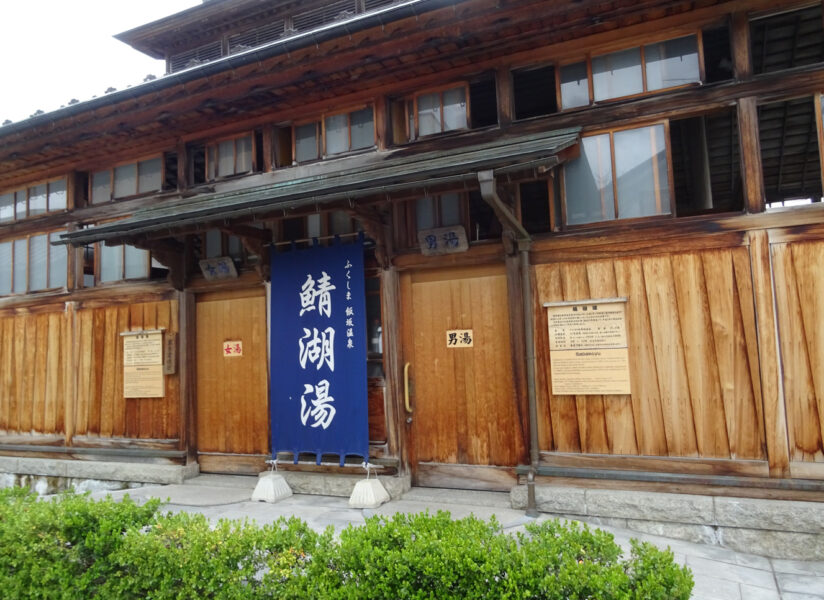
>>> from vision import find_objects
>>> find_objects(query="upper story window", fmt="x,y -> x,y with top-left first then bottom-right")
293,107 -> 375,163
80,239 -> 151,288
0,179 -> 67,223
406,85 -> 469,141
189,133 -> 258,185
91,157 -> 162,204
751,5 -> 824,75
394,191 -> 501,249
0,231 -> 67,296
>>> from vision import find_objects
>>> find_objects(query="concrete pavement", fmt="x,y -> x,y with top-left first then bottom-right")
91,475 -> 824,599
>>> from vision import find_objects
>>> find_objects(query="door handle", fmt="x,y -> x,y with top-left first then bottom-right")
404,362 -> 413,414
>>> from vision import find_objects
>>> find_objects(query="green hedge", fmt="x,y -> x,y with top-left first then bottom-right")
0,488 -> 693,599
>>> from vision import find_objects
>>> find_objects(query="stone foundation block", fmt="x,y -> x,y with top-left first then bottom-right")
586,489 -> 715,525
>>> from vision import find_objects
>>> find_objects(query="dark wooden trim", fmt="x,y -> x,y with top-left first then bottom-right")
539,451 -> 769,477
415,462 -> 518,492
731,11 -> 752,79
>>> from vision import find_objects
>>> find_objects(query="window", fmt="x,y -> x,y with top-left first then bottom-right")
0,231 -> 68,295
0,179 -> 67,222
208,135 -> 254,179
513,65 -> 558,119
92,158 -> 163,203
564,123 -> 671,225
751,5 -> 824,75
395,193 -> 469,248
293,107 -> 375,163
559,34 -> 701,109
406,85 -> 468,140
81,240 -> 150,286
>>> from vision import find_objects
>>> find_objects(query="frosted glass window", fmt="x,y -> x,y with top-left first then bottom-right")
295,123 -> 319,162
439,193 -> 461,226
15,190 -> 27,219
124,245 -> 149,279
236,136 -> 252,172
614,124 -> 671,218
114,163 -> 137,198
28,234 -> 48,291
350,108 -> 374,150
560,62 -> 590,109
416,197 -> 436,230
306,214 -> 321,239
227,235 -> 243,259
325,113 -> 349,155
48,179 -> 67,211
330,211 -> 353,235
592,47 -> 643,101
138,158 -> 162,193
48,232 -> 67,289
0,193 -> 13,222
417,93 -> 441,136
28,184 -> 47,216
218,140 -> 235,177
0,242 -> 11,294
100,244 -> 123,283
564,134 -> 615,225
645,36 -> 699,90
13,239 -> 27,293
92,171 -> 111,204
442,87 -> 467,131
205,230 -> 222,258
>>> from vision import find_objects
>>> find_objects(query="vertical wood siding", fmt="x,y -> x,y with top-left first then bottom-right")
534,247 -> 767,460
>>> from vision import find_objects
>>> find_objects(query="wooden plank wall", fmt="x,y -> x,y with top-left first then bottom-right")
534,246 -> 767,461
74,299 -> 180,441
0,310 -> 70,437
772,239 -> 824,464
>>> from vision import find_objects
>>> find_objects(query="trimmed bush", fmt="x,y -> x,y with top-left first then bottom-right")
0,489 -> 693,599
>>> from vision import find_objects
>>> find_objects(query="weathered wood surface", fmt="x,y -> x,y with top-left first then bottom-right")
534,246 -> 766,462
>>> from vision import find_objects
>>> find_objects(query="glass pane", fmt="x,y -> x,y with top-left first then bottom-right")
306,214 -> 322,239
92,171 -> 111,204
0,242 -> 11,294
236,136 -> 253,172
564,133 -> 615,225
227,235 -> 243,259
350,108 -> 375,150
645,35 -> 700,90
113,163 -> 137,198
416,197 -> 435,231
48,232 -> 67,289
29,234 -> 48,291
100,244 -> 123,283
325,113 -> 349,155
15,190 -> 27,219
28,184 -> 47,216
205,230 -> 222,258
124,245 -> 149,279
417,92 -> 441,136
295,123 -> 319,162
13,238 -> 27,293
439,193 -> 461,226
614,124 -> 671,218
442,87 -> 467,131
560,62 -> 590,109
0,193 -> 13,222
592,47 -> 643,101
207,147 -> 216,180
218,140 -> 235,176
48,179 -> 67,211
138,158 -> 162,193
330,210 -> 353,235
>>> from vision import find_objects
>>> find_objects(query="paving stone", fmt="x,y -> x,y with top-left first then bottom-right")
720,528 -> 824,561
782,594 -> 824,600
739,584 -> 780,600
626,519 -> 720,545
586,489 -> 715,524
715,497 -> 824,534
771,559 -> 824,577
686,555 -> 776,589
0,472 -> 17,488
776,573 -> 824,596
691,575 -> 742,600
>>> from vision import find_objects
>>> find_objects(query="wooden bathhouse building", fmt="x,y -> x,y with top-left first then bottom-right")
1,0 -> 824,507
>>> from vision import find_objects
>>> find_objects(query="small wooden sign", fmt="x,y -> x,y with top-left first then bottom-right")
223,340 -> 243,357
199,257 -> 238,280
446,329 -> 474,348
163,333 -> 177,375
545,299 -> 631,395
418,226 -> 469,256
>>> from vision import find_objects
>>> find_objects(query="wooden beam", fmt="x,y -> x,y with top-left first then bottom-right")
130,238 -> 188,290
731,11 -> 753,79
496,66 -> 514,128
737,96 -> 766,213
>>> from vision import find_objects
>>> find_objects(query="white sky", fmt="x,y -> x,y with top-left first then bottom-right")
0,0 -> 200,124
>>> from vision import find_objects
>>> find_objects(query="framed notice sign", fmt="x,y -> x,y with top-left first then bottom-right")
544,299 -> 631,396
121,330 -> 165,398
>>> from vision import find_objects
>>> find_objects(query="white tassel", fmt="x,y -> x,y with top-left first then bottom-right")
348,462 -> 390,508
252,459 -> 292,503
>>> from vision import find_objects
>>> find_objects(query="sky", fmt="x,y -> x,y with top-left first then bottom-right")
0,0 -> 200,125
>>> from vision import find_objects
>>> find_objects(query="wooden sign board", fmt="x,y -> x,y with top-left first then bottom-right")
122,330 -> 165,398
544,299 -> 631,395
223,340 -> 243,357
163,333 -> 177,375
446,329 -> 474,348
418,226 -> 469,256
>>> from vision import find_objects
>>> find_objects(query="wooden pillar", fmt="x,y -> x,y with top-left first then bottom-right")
176,142 -> 189,191
261,125 -> 275,173
496,66 -> 514,128
748,230 -> 790,477
738,97 -> 766,213
504,244 -> 530,464
178,290 -> 197,464
380,267 -> 405,471
64,301 -> 77,447
731,11 -> 752,80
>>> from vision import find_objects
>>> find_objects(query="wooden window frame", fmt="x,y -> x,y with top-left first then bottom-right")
404,83 -> 471,141
0,230 -> 69,296
205,133 -> 256,180
0,177 -> 69,223
560,120 -> 675,229
90,155 -> 164,204
92,241 -> 152,287
556,31 -> 705,111
396,192 -> 470,248
292,105 -> 376,163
